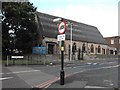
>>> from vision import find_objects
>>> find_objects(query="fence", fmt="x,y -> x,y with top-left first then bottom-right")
3,54 -> 70,66
3,54 -> 118,66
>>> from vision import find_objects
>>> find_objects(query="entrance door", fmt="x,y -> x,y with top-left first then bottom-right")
48,44 -> 54,54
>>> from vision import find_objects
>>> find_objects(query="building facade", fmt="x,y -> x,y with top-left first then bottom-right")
34,12 -> 116,60
104,36 -> 120,55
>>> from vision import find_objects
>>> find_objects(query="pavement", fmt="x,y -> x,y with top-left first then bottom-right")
46,68 -> 118,89
44,58 -> 119,90
2,56 -> 119,90
45,75 -> 117,90
2,65 -> 58,88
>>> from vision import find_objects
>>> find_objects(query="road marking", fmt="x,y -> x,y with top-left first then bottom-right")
44,84 -> 51,88
86,63 -> 92,65
100,61 -> 117,65
85,86 -> 107,88
93,63 -> 97,65
66,63 -> 119,70
0,73 -> 4,75
99,64 -> 120,69
6,70 -> 40,74
0,77 -> 13,81
104,80 -> 112,82
35,77 -> 59,88
104,80 -> 114,86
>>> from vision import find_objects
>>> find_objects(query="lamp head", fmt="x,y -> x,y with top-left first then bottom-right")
53,18 -> 62,22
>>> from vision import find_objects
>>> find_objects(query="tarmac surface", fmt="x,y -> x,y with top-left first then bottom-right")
1,56 -> 119,90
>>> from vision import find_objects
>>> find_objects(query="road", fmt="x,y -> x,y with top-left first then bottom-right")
1,57 -> 119,89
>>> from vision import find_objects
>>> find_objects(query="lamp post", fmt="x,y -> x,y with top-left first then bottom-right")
70,23 -> 73,61
66,21 -> 73,61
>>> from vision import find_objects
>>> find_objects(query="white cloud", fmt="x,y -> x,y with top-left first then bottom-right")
38,4 -> 118,37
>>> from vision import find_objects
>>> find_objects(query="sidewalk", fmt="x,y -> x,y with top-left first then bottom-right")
46,72 -> 111,89
45,57 -> 118,89
46,66 -> 116,89
45,69 -> 87,88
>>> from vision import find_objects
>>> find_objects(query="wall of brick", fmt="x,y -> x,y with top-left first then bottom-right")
41,37 -> 117,57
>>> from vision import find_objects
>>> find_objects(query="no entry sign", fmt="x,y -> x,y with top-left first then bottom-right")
58,21 -> 66,34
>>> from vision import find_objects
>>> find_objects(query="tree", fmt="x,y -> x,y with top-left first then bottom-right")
2,2 -> 39,55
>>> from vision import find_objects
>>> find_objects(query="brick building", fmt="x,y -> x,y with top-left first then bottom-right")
104,36 -> 120,55
34,12 -> 115,60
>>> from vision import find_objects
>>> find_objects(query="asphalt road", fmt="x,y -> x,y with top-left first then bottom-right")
1,57 -> 119,89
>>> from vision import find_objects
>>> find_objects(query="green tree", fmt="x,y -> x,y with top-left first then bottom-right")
2,2 -> 39,55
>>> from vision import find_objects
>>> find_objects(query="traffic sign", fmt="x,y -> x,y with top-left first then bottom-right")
57,34 -> 65,41
32,46 -> 47,54
58,21 -> 66,34
11,56 -> 24,59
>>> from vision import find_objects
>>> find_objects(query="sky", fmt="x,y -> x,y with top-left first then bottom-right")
29,0 -> 119,37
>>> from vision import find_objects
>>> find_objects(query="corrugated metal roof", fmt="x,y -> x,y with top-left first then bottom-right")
36,12 -> 106,44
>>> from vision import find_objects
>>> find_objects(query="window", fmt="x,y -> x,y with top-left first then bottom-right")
119,39 -> 120,44
72,42 -> 77,55
90,44 -> 94,53
98,45 -> 101,53
82,43 -> 86,52
111,39 -> 114,44
48,44 -> 54,54
110,50 -> 114,54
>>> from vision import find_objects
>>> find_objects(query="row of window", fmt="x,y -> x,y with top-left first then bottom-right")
45,42 -> 116,55
111,39 -> 120,44
69,43 -> 102,53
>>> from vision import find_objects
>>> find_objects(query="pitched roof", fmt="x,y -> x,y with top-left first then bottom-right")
36,12 -> 106,44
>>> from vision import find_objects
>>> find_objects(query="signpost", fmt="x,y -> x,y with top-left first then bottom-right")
58,20 -> 66,85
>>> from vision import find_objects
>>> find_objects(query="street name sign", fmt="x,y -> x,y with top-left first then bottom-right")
11,56 -> 24,59
57,34 -> 65,41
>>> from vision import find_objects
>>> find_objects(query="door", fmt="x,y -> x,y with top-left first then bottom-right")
48,44 -> 54,54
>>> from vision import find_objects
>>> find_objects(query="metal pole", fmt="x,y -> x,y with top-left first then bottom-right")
7,56 -> 9,66
70,23 -> 72,61
60,41 -> 65,85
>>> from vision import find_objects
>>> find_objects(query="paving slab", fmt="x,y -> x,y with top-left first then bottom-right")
48,81 -> 87,88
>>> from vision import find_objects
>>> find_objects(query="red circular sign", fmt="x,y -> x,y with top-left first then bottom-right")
58,20 -> 66,34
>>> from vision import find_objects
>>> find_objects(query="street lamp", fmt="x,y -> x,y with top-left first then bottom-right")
0,10 -> 5,23
66,22 -> 73,61
53,18 -> 62,22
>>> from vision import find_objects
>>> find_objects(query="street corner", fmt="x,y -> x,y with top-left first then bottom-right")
45,80 -> 87,88
45,73 -> 88,88
34,77 -> 59,89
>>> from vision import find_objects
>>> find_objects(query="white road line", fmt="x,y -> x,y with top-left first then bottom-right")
99,64 -> 120,69
65,64 -> 120,71
93,63 -> 97,65
85,86 -> 107,88
104,80 -> 114,86
6,70 -> 40,74
44,84 -> 51,88
86,63 -> 92,65
99,62 -> 117,65
0,73 -> 4,75
0,77 -> 13,81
